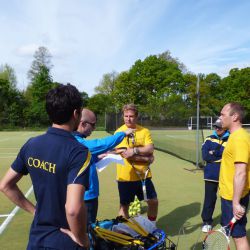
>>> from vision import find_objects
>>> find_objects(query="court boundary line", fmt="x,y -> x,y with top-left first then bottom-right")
0,186 -> 33,234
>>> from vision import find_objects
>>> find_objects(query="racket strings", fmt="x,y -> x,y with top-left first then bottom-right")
203,231 -> 229,250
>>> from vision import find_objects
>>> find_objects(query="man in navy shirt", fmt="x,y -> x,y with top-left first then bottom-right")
73,108 -> 134,224
0,84 -> 91,250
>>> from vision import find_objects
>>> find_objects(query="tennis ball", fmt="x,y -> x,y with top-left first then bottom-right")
128,196 -> 142,217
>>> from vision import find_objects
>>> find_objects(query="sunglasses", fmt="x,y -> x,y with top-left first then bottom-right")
85,121 -> 96,128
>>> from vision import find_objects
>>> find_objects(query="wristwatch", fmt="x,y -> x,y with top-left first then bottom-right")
133,147 -> 139,155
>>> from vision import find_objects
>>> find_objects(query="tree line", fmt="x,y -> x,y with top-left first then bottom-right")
0,47 -> 249,129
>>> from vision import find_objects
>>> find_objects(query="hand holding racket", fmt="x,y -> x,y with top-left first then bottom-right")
233,203 -> 245,220
124,128 -> 136,136
202,217 -> 237,250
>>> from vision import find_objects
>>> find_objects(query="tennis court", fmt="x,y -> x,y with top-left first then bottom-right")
0,130 -> 249,249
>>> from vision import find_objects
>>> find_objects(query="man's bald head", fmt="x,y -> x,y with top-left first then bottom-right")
77,108 -> 97,136
81,108 -> 96,122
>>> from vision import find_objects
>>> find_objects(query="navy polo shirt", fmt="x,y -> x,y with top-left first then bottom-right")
11,127 -> 91,250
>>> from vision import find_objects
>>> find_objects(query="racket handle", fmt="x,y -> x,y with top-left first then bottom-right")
231,217 -> 237,224
231,205 -> 246,224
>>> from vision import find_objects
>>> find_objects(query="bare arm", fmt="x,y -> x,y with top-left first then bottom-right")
233,162 -> 247,220
129,154 -> 154,164
121,144 -> 154,159
0,168 -> 35,214
62,184 -> 89,248
135,144 -> 154,155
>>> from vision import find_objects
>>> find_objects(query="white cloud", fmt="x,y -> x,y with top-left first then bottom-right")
0,0 -> 250,95
15,44 -> 40,57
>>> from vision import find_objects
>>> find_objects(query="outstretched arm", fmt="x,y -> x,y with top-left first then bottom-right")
78,129 -> 134,156
0,168 -> 35,214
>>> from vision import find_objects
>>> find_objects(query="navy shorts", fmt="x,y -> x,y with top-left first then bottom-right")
118,178 -> 157,205
221,194 -> 249,238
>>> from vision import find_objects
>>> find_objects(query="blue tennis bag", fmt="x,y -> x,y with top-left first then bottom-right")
88,216 -> 176,250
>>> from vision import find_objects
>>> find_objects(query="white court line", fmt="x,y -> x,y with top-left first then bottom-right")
0,186 -> 33,234
0,214 -> 13,218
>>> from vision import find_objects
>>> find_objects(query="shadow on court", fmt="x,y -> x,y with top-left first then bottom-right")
157,202 -> 201,237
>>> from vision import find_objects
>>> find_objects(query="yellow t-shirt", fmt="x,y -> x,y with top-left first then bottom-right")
219,128 -> 250,200
115,124 -> 153,181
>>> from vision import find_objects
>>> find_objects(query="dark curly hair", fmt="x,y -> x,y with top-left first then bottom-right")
46,83 -> 83,124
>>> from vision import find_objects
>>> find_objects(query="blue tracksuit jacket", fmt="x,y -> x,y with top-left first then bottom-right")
202,130 -> 230,182
73,131 -> 126,200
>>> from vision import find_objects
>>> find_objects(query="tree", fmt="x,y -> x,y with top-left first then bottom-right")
94,71 -> 118,95
4,90 -> 27,127
158,50 -> 187,73
203,73 -> 222,115
0,64 -> 17,88
183,73 -> 222,117
27,46 -> 53,81
87,93 -> 113,115
81,91 -> 89,107
25,65 -> 56,126
0,66 -> 26,127
112,70 -> 137,109
112,54 -> 185,118
25,47 -> 57,126
0,77 -> 10,125
219,68 -> 250,120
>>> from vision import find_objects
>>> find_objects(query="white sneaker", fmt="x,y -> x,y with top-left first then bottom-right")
202,224 -> 212,233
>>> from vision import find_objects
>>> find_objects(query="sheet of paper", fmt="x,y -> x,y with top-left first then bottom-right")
96,154 -> 124,172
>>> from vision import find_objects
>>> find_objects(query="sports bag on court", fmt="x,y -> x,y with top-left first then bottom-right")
88,216 -> 176,250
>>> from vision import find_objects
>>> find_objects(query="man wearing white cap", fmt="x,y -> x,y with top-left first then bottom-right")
201,118 -> 230,232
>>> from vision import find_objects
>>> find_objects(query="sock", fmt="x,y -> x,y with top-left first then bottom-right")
148,215 -> 157,221
148,216 -> 157,226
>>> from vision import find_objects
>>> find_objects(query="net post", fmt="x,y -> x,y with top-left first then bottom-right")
196,74 -> 200,169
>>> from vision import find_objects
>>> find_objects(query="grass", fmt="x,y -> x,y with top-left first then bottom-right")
0,130 -> 249,249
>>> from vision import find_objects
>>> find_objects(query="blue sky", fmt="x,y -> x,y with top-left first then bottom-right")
1,0 -> 250,96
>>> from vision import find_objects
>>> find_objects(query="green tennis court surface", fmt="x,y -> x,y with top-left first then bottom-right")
0,131 -> 249,250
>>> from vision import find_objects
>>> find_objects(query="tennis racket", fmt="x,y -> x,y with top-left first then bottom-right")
202,217 -> 236,250
127,133 -> 151,201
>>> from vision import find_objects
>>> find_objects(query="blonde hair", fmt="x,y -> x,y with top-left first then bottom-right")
122,103 -> 138,117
